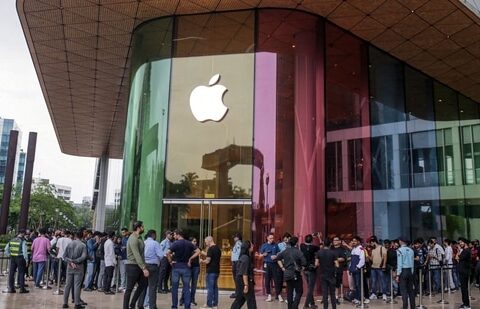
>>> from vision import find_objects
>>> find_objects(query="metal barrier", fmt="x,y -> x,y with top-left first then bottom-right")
416,268 -> 426,309
42,256 -> 52,290
53,258 -> 63,295
115,256 -> 120,293
356,267 -> 368,308
436,265 -> 448,304
386,269 -> 397,304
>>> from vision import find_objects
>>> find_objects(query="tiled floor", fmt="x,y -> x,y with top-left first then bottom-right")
0,275 -> 478,308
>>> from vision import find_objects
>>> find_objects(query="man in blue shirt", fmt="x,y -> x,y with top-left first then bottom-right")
230,232 -> 242,299
396,237 -> 415,309
158,230 -> 173,293
259,233 -> 283,302
139,230 -> 163,309
119,228 -> 129,291
83,231 -> 98,291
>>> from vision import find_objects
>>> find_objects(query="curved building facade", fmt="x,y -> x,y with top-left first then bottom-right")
122,8 -> 480,258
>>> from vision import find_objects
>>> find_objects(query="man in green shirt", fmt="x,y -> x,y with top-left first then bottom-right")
123,221 -> 149,309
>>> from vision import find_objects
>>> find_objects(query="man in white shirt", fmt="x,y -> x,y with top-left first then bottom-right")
56,231 -> 73,283
103,231 -> 117,295
443,239 -> 456,291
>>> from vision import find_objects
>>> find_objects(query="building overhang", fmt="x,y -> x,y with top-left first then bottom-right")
16,0 -> 480,158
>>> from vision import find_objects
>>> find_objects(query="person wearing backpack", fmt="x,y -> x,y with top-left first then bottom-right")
93,232 -> 107,291
427,237 -> 444,294
276,236 -> 307,309
300,234 -> 320,308
369,236 -> 387,301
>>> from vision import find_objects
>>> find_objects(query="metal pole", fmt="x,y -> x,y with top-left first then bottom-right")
115,256 -> 120,293
356,267 -> 368,308
43,256 -> 51,290
386,269 -> 397,304
428,267 -> 432,297
53,258 -> 63,295
416,268 -> 426,309
436,265 -> 448,304
0,252 -> 4,277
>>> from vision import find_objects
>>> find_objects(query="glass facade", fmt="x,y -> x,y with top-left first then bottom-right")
122,9 -> 480,263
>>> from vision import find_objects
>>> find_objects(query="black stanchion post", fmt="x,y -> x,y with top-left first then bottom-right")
356,267 -> 368,308
115,256 -> 120,293
43,256 -> 51,290
53,258 -> 63,295
0,252 -> 4,277
386,269 -> 397,304
436,265 -> 448,304
416,268 -> 426,309
469,278 -> 476,301
428,267 -> 433,297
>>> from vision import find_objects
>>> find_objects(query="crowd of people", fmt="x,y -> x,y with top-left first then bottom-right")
1,224 -> 479,309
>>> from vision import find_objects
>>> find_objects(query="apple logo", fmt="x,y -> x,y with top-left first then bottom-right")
189,74 -> 228,122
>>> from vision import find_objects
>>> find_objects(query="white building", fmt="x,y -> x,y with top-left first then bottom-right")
32,177 -> 72,201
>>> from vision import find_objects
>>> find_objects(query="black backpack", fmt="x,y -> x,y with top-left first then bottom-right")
96,239 -> 105,259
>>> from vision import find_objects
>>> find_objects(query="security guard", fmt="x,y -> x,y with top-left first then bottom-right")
396,237 -> 415,309
3,229 -> 29,293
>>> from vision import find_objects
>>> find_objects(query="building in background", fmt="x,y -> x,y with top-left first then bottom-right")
32,177 -> 72,202
0,118 -> 22,185
16,150 -> 26,185
18,0 -> 480,291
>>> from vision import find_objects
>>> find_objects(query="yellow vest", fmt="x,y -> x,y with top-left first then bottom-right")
9,237 -> 23,257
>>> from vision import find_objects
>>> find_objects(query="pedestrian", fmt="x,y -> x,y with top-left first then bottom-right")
103,231 -> 116,295
315,238 -> 337,309
396,237 -> 415,309
167,229 -> 200,309
119,227 -> 129,292
276,236 -> 306,309
201,236 -> 221,309
57,230 -> 73,284
259,233 -> 283,302
300,234 -> 319,308
123,221 -> 149,309
330,236 -> 348,304
349,236 -> 365,305
94,232 -> 107,291
368,236 -> 387,301
62,231 -> 88,309
140,229 -> 163,309
427,237 -> 444,294
83,231 -> 99,291
230,232 -> 242,299
31,227 -> 51,288
180,237 -> 200,307
231,240 -> 257,309
158,230 -> 173,293
457,237 -> 471,309
3,229 -> 29,293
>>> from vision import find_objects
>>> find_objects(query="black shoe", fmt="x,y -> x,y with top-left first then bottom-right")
104,290 -> 115,295
80,301 -> 88,306
159,290 -> 168,294
19,289 -> 29,294
62,304 -> 69,309
83,288 -> 92,292
179,300 -> 184,306
230,293 -> 237,299
2,289 -> 16,293
74,306 -> 85,309
191,302 -> 197,306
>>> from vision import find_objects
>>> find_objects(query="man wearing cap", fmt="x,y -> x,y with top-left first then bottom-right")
396,237 -> 415,309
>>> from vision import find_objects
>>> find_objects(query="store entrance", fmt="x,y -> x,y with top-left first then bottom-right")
162,199 -> 252,290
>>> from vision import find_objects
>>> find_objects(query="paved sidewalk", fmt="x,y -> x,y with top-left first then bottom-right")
0,276 -> 479,308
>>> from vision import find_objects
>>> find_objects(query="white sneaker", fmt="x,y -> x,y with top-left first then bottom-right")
369,293 -> 377,300
364,299 -> 370,304
200,306 -> 212,309
382,294 -> 387,301
353,299 -> 360,305
278,294 -> 284,302
266,294 -> 272,302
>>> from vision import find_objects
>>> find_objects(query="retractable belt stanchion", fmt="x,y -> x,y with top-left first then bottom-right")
469,277 -> 476,301
416,268 -> 426,309
0,251 -> 4,277
436,265 -> 448,304
356,267 -> 368,308
53,258 -> 63,295
115,256 -> 120,293
43,256 -> 51,290
428,266 -> 433,297
386,269 -> 397,304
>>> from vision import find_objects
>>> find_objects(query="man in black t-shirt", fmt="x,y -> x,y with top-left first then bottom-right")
201,236 -> 221,308
330,236 -> 348,303
316,239 -> 338,309
166,229 -> 200,309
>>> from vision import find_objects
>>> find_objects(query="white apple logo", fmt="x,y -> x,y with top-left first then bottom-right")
189,74 -> 228,122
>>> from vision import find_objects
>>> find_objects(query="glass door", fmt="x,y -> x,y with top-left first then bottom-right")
162,199 -> 251,290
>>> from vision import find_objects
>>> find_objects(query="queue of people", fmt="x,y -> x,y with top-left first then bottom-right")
1,225 -> 479,309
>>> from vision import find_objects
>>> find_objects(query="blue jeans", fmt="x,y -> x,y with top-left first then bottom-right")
181,266 -> 200,304
83,261 -> 95,288
370,268 -> 386,294
206,272 -> 219,307
34,261 -> 46,287
352,270 -> 361,301
172,267 -> 192,309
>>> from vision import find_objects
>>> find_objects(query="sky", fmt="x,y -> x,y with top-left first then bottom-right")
0,0 -> 122,203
